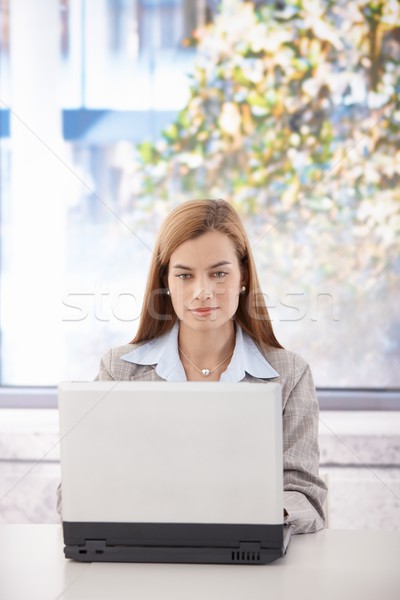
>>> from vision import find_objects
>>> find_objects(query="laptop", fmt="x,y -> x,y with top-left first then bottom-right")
58,380 -> 292,564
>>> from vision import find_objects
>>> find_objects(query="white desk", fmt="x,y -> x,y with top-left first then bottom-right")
1,526 -> 399,600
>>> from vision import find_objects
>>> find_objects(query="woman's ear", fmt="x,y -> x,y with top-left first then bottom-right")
161,265 -> 169,290
240,256 -> 249,288
241,267 -> 249,289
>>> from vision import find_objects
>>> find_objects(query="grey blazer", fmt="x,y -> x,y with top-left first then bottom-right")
57,343 -> 327,534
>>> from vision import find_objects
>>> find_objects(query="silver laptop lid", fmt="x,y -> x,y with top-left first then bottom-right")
58,381 -> 283,526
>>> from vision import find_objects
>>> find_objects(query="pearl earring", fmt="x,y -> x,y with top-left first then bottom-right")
241,286 -> 246,292
166,289 -> 171,296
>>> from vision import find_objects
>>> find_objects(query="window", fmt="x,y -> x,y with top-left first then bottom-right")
0,0 -> 399,401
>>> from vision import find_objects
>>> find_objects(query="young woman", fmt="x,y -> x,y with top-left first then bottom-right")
58,199 -> 327,533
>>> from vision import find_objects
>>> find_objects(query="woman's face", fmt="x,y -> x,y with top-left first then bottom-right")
167,231 -> 244,333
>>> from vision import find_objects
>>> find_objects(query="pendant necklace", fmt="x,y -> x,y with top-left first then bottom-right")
178,347 -> 234,377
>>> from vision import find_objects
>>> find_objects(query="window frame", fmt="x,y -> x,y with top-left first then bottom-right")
0,386 -> 399,410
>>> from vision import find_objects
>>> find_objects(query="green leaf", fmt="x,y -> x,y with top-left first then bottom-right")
247,91 -> 269,107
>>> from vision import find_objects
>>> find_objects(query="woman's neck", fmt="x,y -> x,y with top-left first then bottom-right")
177,322 -> 236,378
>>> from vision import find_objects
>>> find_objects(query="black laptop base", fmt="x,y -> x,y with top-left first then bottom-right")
63,522 -> 292,565
64,541 -> 284,564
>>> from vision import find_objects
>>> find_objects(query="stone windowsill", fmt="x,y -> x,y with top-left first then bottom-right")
0,409 -> 399,466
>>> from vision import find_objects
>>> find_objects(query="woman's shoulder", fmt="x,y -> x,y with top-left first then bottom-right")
96,341 -> 156,381
102,342 -> 139,361
259,346 -> 316,407
261,346 -> 310,379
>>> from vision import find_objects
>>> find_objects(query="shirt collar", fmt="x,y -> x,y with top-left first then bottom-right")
121,324 -> 186,381
121,322 -> 279,382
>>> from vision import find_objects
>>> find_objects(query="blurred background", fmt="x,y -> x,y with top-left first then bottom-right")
0,0 -> 399,528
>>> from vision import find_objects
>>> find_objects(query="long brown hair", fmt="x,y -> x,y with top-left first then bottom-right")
131,199 -> 283,350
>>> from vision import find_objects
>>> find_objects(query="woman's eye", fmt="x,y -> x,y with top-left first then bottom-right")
175,272 -> 227,280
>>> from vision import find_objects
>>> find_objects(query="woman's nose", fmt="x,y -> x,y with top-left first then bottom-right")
193,286 -> 214,301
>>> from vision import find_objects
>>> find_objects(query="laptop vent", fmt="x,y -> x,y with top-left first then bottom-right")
231,550 -> 261,563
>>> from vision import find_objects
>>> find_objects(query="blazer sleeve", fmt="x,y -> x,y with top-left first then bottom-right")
56,481 -> 62,519
94,348 -> 115,381
282,354 -> 328,534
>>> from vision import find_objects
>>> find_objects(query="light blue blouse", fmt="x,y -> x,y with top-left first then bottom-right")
121,322 -> 279,382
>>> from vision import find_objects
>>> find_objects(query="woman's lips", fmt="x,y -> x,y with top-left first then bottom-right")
190,307 -> 217,318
